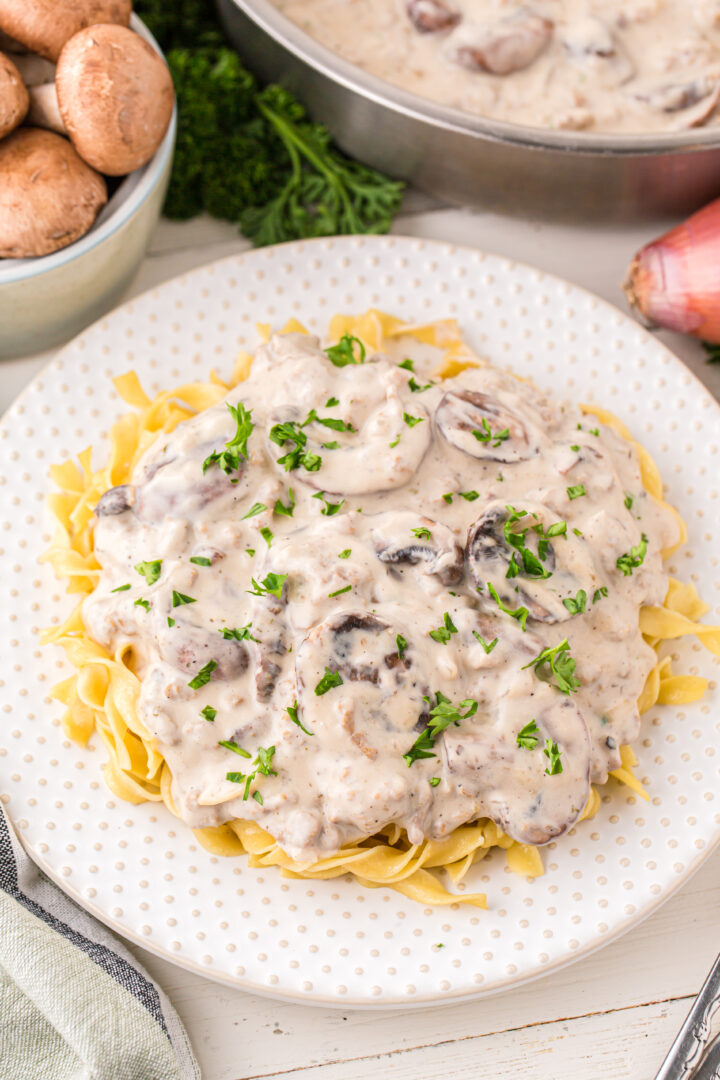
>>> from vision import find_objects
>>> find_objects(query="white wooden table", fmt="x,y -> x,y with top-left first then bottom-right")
5,197 -> 720,1080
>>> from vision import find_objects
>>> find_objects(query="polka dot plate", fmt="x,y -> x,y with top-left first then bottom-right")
1,236 -> 718,1008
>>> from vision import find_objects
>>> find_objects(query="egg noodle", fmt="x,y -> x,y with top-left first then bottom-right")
41,311 -> 720,908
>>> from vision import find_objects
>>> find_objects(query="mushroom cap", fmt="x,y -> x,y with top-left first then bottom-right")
0,0 -> 131,62
0,128 -> 107,258
0,49 -> 28,139
56,24 -> 175,177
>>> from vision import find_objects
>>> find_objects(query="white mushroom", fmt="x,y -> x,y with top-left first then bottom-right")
55,24 -> 175,176
0,48 -> 28,139
0,127 -> 107,258
0,0 -> 131,63
406,0 -> 460,34
448,7 -> 554,76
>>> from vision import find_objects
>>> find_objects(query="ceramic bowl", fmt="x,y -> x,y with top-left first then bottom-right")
0,15 -> 176,360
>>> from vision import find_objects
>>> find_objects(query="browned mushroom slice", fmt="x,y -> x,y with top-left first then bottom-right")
370,510 -> 463,586
444,686 -> 591,845
467,500 -> 600,623
155,618 -> 249,682
295,612 -> 428,751
450,8 -> 553,76
436,389 -> 535,463
562,17 -> 634,86
0,50 -> 28,139
132,438 -> 251,523
56,24 -> 175,177
0,0 -> 131,63
406,0 -> 460,34
95,484 -> 135,517
0,128 -> 107,258
248,595 -> 289,703
632,77 -> 720,129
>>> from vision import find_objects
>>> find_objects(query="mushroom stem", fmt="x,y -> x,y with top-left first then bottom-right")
10,50 -> 55,86
27,80 -> 63,133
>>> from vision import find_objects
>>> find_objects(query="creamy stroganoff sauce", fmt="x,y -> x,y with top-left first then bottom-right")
84,330 -> 677,863
272,0 -> 720,134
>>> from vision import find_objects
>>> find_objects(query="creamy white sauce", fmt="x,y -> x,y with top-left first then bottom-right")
84,332 -> 678,862
272,0 -> 720,133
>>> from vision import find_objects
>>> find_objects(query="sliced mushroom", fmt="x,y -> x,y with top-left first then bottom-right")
435,389 -> 537,463
0,128 -> 107,258
449,8 -> 554,76
444,685 -> 591,845
562,16 -> 634,86
95,484 -> 134,517
0,49 -> 28,138
467,500 -> 601,623
632,77 -> 720,129
370,510 -> 464,587
247,594 -> 289,703
268,395 -> 431,496
0,0 -> 131,63
155,618 -> 249,682
406,0 -> 460,34
56,24 -> 175,176
295,612 -> 428,751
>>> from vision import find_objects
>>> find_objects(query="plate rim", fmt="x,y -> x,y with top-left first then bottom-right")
3,232 -> 719,1009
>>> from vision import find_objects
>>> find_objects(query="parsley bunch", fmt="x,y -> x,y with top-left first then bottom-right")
134,1 -> 404,244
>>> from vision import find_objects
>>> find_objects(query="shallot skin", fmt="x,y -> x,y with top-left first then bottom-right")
623,197 -> 720,344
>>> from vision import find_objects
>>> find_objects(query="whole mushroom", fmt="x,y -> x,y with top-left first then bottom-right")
0,128 -> 107,257
0,0 -> 131,63
0,48 -> 28,139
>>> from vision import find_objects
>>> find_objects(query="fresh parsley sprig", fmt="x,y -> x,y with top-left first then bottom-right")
486,582 -> 529,631
247,572 -> 287,599
516,719 -> 539,750
315,667 -> 343,695
403,692 -> 478,767
522,639 -> 580,694
325,334 -> 365,367
429,612 -> 458,645
472,418 -> 509,447
616,534 -> 648,576
203,401 -> 254,476
287,699 -> 313,736
134,560 -> 162,585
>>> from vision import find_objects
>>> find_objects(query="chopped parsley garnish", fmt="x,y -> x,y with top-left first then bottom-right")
167,617 -> 175,628
429,612 -> 458,645
593,586 -> 608,603
396,633 -> 407,659
570,444 -> 580,452
398,358 -> 414,372
522,639 -> 580,694
502,509 -> 553,580
134,598 -> 150,612
472,631 -> 498,654
315,667 -> 343,695
459,490 -> 479,502
328,584 -> 352,598
411,526 -> 431,540
544,739 -> 563,775
403,411 -> 425,428
562,589 -> 587,616
624,494 -> 634,511
516,719 -> 539,750
389,435 -> 401,448
616,534 -> 648,576
472,417 -> 510,447
408,376 -> 433,393
590,428 -> 599,437
322,441 -> 340,450
338,549 -> 352,559
260,526 -> 274,547
203,401 -> 254,475
171,591 -> 196,608
287,699 -> 313,736
429,777 -> 441,787
486,582 -> 529,631
190,556 -> 212,567
269,420 -> 322,473
247,572 -> 287,599
313,491 -> 345,516
325,396 -> 340,407
404,691 -> 478,766
225,745 -> 277,801
200,705 -> 217,722
226,772 -> 246,784
242,501 -> 267,519
188,660 -> 217,689
134,560 -> 162,585
573,528 -> 583,537
252,791 -> 264,805
112,583 -> 131,593
219,623 -> 258,642
567,485 -> 586,500
274,488 -> 295,517
218,739 -> 252,758
246,548 -> 256,558
442,493 -> 453,504
302,408 -> 355,433
325,333 -> 365,367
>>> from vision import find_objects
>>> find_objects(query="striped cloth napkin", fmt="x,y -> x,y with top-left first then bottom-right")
0,804 -> 200,1080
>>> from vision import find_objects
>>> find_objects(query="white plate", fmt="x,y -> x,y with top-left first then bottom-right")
1,235 -> 718,1008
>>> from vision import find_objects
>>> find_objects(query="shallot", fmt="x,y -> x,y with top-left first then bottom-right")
623,197 -> 720,344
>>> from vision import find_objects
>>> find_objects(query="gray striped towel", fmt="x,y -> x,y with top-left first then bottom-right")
0,803 -> 200,1080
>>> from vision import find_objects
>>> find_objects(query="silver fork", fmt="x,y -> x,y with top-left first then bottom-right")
653,953 -> 720,1080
